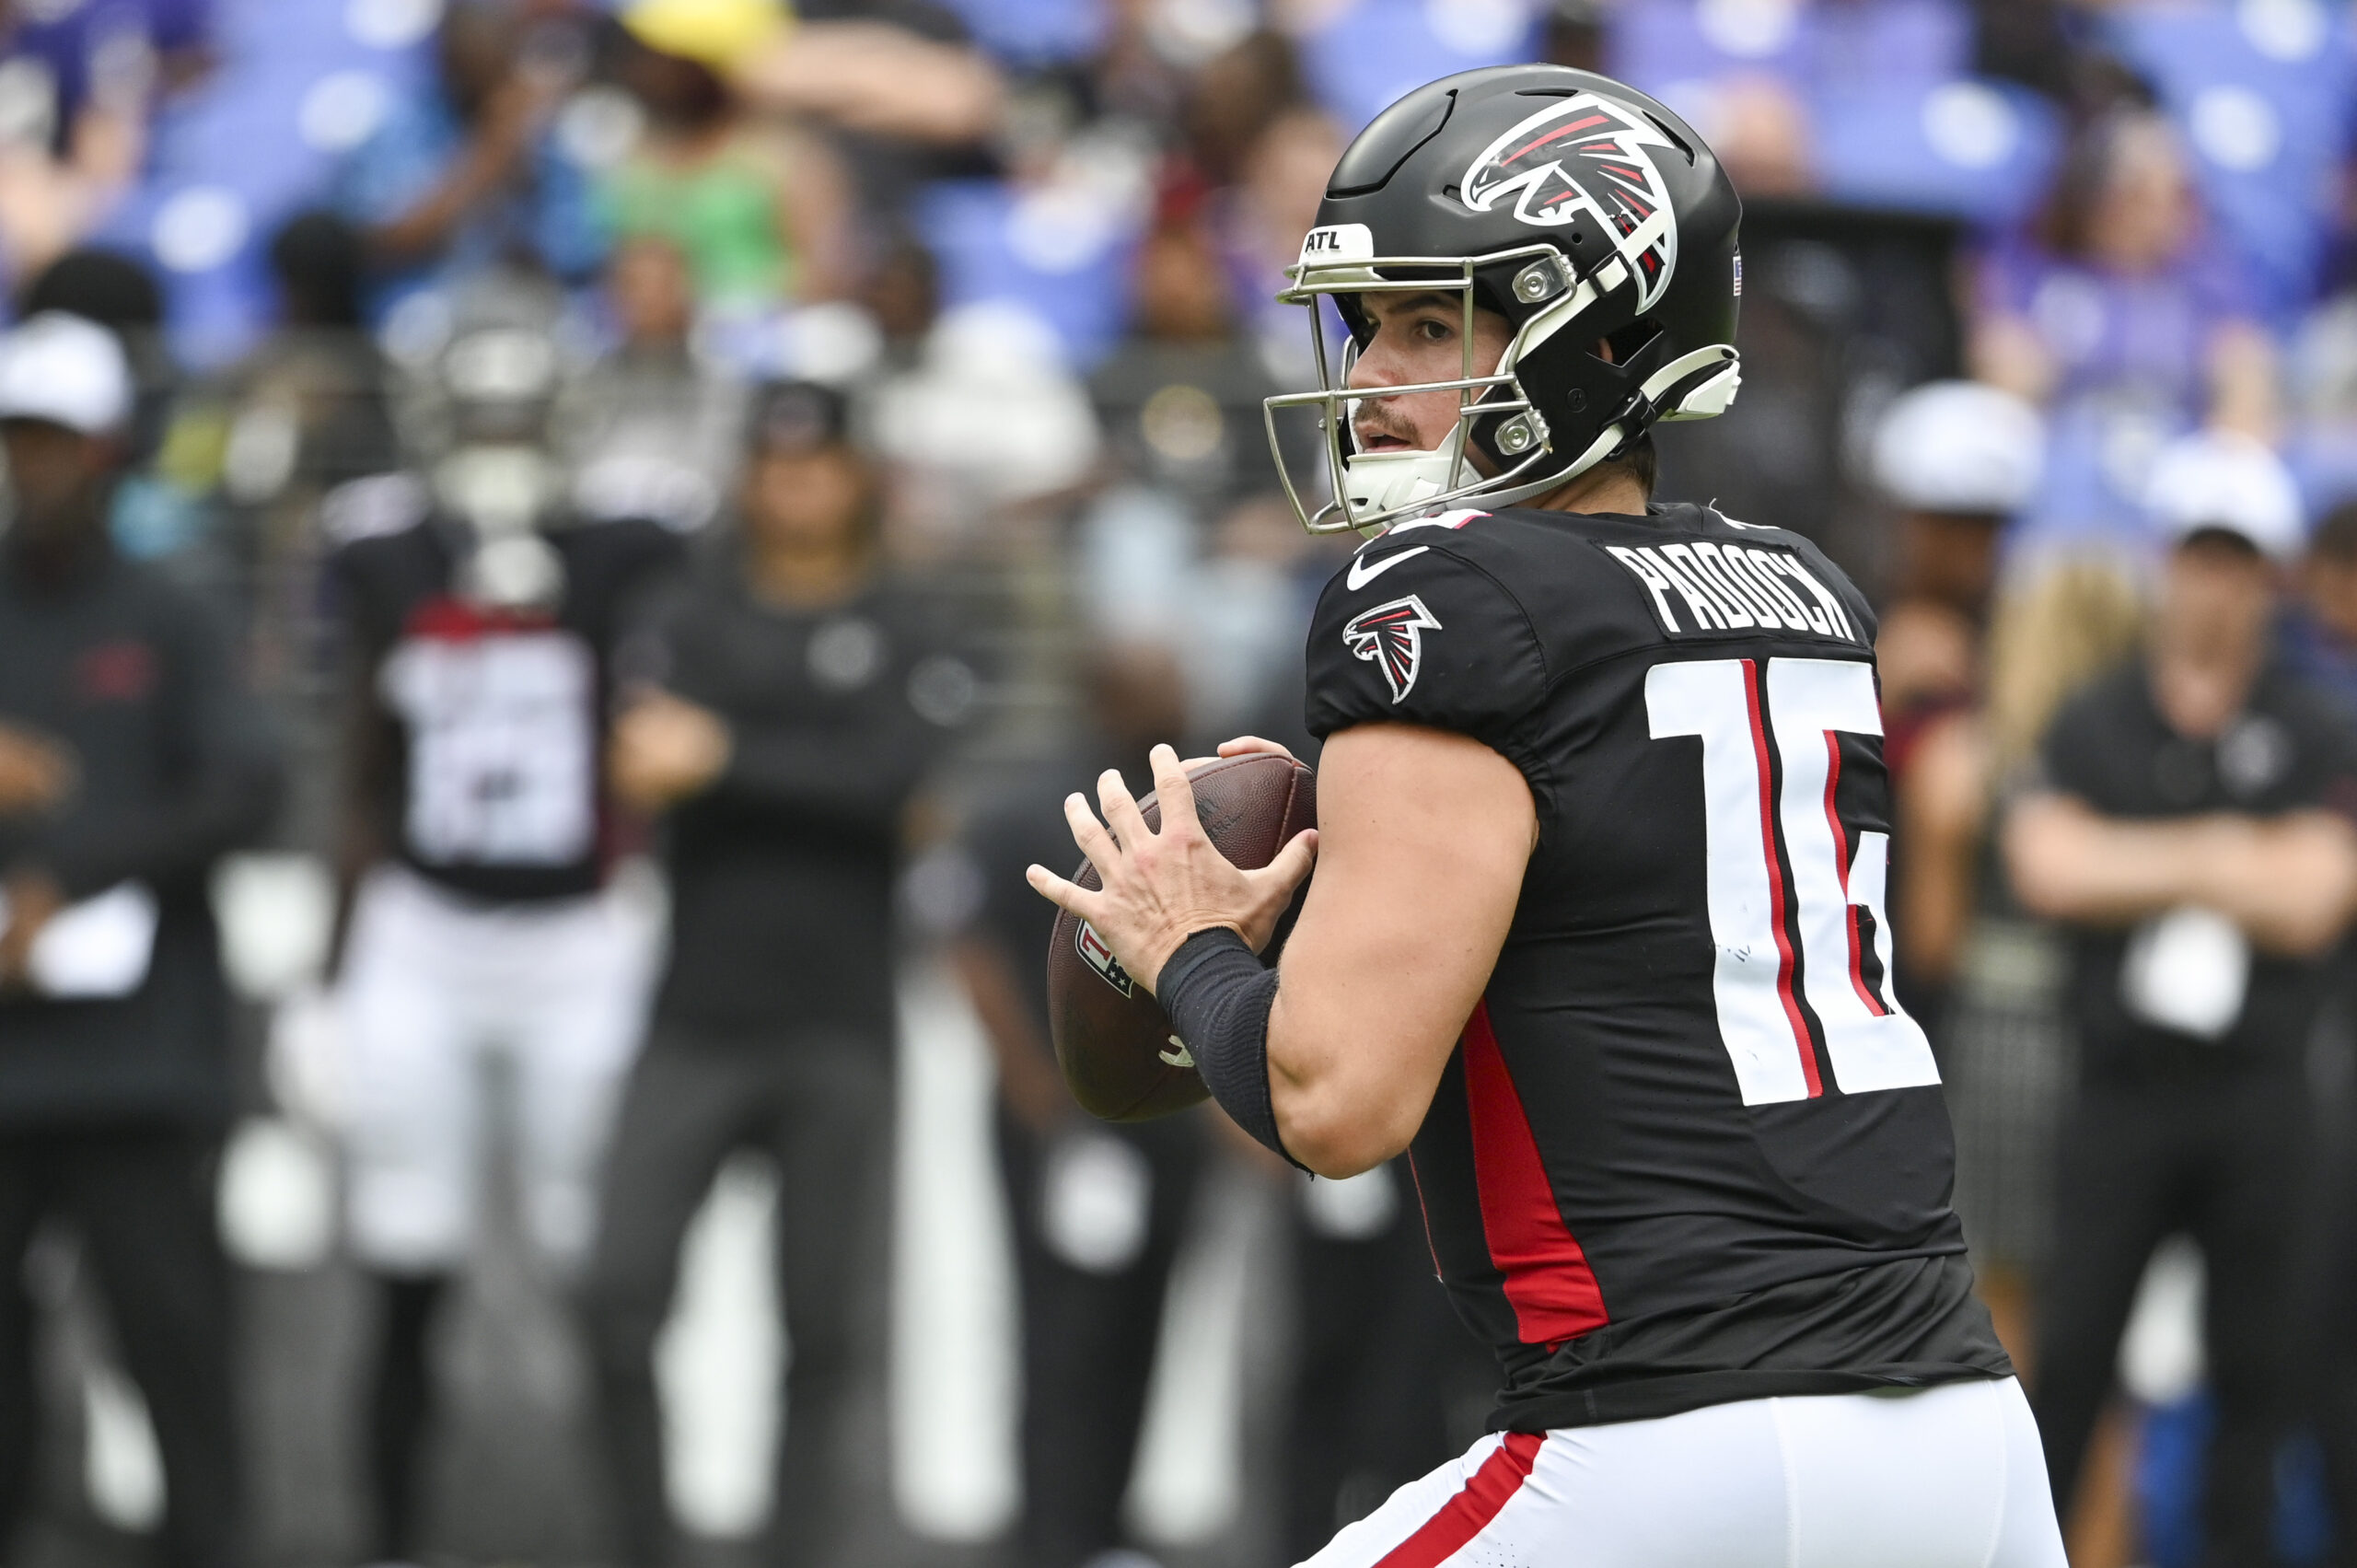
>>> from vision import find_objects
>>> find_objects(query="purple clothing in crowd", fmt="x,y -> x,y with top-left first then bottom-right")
1979,231 -> 2260,550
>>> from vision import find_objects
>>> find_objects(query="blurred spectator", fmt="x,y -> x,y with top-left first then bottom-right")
1088,198 -> 1281,518
558,236 -> 748,533
335,2 -> 605,321
2288,499 -> 2357,716
947,639 -> 1210,1568
0,311 -> 280,1568
2004,448 -> 2357,1561
732,2 -> 1004,146
322,291 -> 683,1562
1939,555 -> 2146,1369
1218,102 -> 1345,374
1974,108 -> 2279,552
236,213 -> 404,505
584,380 -> 969,1568
1606,0 -> 2060,223
1182,29 -> 1306,187
604,1 -> 852,317
1870,379 -> 2044,1010
0,0 -> 169,283
866,300 -> 1099,552
13,247 -> 215,570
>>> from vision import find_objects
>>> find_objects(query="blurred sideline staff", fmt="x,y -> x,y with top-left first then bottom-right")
583,380 -> 969,1568
0,313 -> 282,1568
947,642 -> 1213,1568
2004,438 -> 2357,1560
321,292 -> 684,1562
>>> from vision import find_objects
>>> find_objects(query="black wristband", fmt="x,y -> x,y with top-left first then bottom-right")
1155,927 -> 1301,1169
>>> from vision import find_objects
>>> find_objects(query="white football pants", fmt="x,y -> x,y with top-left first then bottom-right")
338,864 -> 657,1273
1300,1376 -> 2065,1568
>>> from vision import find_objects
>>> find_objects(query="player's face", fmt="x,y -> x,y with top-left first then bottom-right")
1344,291 -> 1515,466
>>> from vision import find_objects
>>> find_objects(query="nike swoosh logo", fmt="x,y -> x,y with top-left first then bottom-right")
1346,546 -> 1428,590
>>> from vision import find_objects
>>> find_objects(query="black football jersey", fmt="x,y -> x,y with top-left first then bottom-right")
1304,501 -> 2009,1431
328,509 -> 684,903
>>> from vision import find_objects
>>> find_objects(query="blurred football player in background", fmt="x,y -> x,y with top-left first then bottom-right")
324,288 -> 682,1562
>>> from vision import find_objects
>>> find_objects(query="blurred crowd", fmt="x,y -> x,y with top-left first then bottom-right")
2,0 -> 2357,1567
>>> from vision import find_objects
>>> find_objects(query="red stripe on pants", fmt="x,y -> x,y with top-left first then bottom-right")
1461,1001 -> 1608,1344
1373,1432 -> 1547,1568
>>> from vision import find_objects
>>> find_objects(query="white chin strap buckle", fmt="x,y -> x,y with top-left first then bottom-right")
1341,433 -> 1466,525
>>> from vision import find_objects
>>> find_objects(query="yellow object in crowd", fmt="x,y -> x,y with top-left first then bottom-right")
621,0 -> 794,71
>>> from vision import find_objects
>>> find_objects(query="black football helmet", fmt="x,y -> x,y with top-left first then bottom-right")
1263,65 -> 1743,533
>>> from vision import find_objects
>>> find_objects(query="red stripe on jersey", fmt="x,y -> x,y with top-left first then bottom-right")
1461,1002 -> 1608,1344
1405,1152 -> 1446,1282
1824,732 -> 1889,1017
404,593 -> 554,641
1743,661 -> 1822,1097
1373,1432 -> 1547,1568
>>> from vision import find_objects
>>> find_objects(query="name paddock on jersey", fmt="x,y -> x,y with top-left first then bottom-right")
1604,540 -> 1856,642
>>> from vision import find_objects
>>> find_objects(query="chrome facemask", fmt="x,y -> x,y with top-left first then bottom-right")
1261,226 -> 1740,535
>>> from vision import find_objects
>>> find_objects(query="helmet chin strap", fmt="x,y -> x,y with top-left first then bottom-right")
1340,424 -> 1471,525
1346,343 -> 1743,526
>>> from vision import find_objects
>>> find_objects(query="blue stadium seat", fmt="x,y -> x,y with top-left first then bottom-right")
1611,0 -> 1971,102
83,0 -> 431,366
2105,0 -> 2357,323
1297,0 -> 1541,134
911,177 -> 1136,369
932,0 -> 1102,69
1813,79 -> 2060,226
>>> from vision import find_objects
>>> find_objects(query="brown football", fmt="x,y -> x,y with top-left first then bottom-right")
1048,751 -> 1318,1121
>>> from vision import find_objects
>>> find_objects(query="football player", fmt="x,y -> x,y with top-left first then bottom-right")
1030,66 -> 2066,1565
323,310 -> 683,1563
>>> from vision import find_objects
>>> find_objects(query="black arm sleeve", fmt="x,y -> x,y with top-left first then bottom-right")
1157,926 -> 1301,1168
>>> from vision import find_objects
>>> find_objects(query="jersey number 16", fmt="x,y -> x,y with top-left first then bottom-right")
1646,656 -> 1941,1106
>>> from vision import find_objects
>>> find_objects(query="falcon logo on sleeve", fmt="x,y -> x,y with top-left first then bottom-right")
1343,595 -> 1443,703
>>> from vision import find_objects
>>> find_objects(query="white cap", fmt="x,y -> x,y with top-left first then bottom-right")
2145,430 -> 2305,562
0,313 -> 131,436
1873,380 -> 2045,515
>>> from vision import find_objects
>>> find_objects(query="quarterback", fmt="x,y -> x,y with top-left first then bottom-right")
1031,65 -> 2066,1567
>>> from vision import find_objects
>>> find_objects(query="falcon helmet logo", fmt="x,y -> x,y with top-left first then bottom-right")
1459,93 -> 1680,315
1343,595 -> 1443,703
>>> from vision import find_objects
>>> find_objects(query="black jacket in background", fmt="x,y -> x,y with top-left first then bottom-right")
640,550 -> 968,1040
2038,657 -> 2357,1081
0,535 -> 282,1126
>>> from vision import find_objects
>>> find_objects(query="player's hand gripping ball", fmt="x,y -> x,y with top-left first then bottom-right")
1032,745 -> 1318,1121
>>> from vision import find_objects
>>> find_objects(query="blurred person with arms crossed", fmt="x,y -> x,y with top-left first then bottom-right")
0,313 -> 281,1568
2004,434 -> 2357,1562
584,381 -> 970,1568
